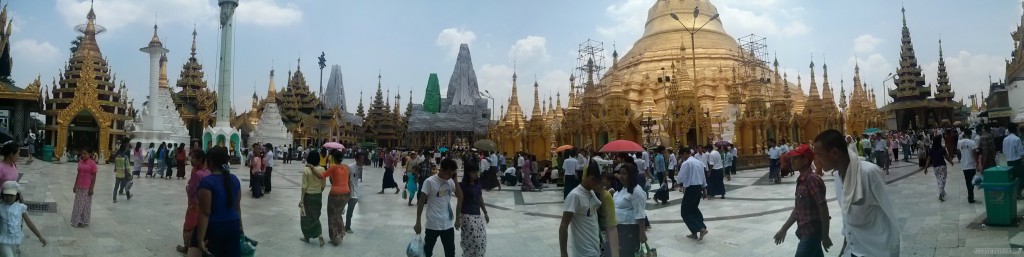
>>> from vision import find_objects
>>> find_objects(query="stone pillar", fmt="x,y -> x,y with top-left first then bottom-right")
215,0 -> 239,127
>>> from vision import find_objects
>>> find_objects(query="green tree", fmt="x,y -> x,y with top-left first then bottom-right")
69,35 -> 83,54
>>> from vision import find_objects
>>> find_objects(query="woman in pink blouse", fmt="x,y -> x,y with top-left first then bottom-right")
71,150 -> 97,227
0,143 -> 20,185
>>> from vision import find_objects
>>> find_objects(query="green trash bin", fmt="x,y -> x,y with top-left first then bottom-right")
984,166 -> 1013,183
981,179 -> 1019,226
41,145 -> 53,162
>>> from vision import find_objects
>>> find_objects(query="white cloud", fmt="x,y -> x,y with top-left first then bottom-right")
596,0 -> 653,38
478,64 -> 514,98
235,0 -> 303,27
716,4 -> 810,38
55,0 -> 298,30
508,36 -> 550,63
12,39 -> 60,65
922,51 -> 1004,100
853,35 -> 882,53
436,28 -> 477,58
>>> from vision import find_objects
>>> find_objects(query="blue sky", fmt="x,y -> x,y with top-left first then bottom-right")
8,0 -> 1022,116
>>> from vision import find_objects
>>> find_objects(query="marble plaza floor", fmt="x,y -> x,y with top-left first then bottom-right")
11,154 -> 1024,257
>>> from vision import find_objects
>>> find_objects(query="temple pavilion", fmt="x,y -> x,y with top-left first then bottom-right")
43,3 -> 132,162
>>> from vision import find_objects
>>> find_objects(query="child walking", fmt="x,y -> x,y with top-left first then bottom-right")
0,181 -> 46,256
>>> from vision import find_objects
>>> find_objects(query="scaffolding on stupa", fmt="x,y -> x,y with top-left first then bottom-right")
574,39 -> 606,89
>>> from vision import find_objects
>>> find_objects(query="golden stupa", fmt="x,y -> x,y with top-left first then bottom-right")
599,0 -> 806,139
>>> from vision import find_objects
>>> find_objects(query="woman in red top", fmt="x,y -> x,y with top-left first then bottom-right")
319,150 -> 350,246
178,149 -> 210,255
175,146 -> 188,179
71,150 -> 97,227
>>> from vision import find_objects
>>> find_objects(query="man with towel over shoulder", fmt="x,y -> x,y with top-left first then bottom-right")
812,129 -> 901,257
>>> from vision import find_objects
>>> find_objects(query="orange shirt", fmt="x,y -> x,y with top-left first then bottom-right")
321,164 -> 351,194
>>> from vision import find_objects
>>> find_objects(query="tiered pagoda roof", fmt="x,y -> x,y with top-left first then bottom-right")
44,2 -> 131,158
889,7 -> 930,101
934,39 -> 955,102
363,74 -> 398,147
172,28 -> 215,125
278,60 -> 320,128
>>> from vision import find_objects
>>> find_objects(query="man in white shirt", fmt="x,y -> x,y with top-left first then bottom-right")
768,140 -> 783,184
1003,124 -> 1024,196
559,162 -> 604,257
729,145 -> 739,175
706,146 -> 726,199
263,144 -> 275,194
414,159 -> 462,257
345,152 -> 365,233
676,147 -> 709,240
813,129 -> 900,257
561,150 -> 580,199
667,151 -> 678,186
957,130 -> 980,203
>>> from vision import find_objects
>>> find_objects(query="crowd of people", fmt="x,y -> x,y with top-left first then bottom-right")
0,118 -> 1020,257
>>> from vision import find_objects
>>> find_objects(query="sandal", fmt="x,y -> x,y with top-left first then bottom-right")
176,245 -> 188,253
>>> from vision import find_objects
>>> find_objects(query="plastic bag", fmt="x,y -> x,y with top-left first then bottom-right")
636,243 -> 657,257
240,234 -> 258,257
407,236 -> 425,257
973,174 -> 983,188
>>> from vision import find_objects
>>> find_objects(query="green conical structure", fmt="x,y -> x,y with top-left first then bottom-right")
423,73 -> 441,113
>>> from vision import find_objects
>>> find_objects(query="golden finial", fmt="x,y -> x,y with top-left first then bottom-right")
190,24 -> 198,57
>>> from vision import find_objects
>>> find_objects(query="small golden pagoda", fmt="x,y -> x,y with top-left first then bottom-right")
43,3 -> 132,161
362,74 -> 399,148
0,2 -> 42,143
493,72 -> 526,154
525,81 -> 552,160
172,28 -> 216,141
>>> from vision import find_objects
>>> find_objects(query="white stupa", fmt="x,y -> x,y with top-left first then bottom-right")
250,69 -> 292,147
133,24 -> 189,147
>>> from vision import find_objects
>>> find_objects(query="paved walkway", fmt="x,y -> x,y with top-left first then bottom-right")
11,154 -> 1024,256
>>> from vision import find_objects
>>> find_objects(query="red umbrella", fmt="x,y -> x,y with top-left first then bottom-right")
599,140 -> 645,153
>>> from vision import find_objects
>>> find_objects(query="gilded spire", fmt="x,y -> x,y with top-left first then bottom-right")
267,69 -> 276,102
75,0 -> 104,58
531,80 -> 542,120
190,25 -> 197,58
356,91 -> 365,118
158,53 -> 169,88
808,61 -> 820,100
839,79 -> 848,110
821,62 -> 836,111
150,23 -> 161,45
